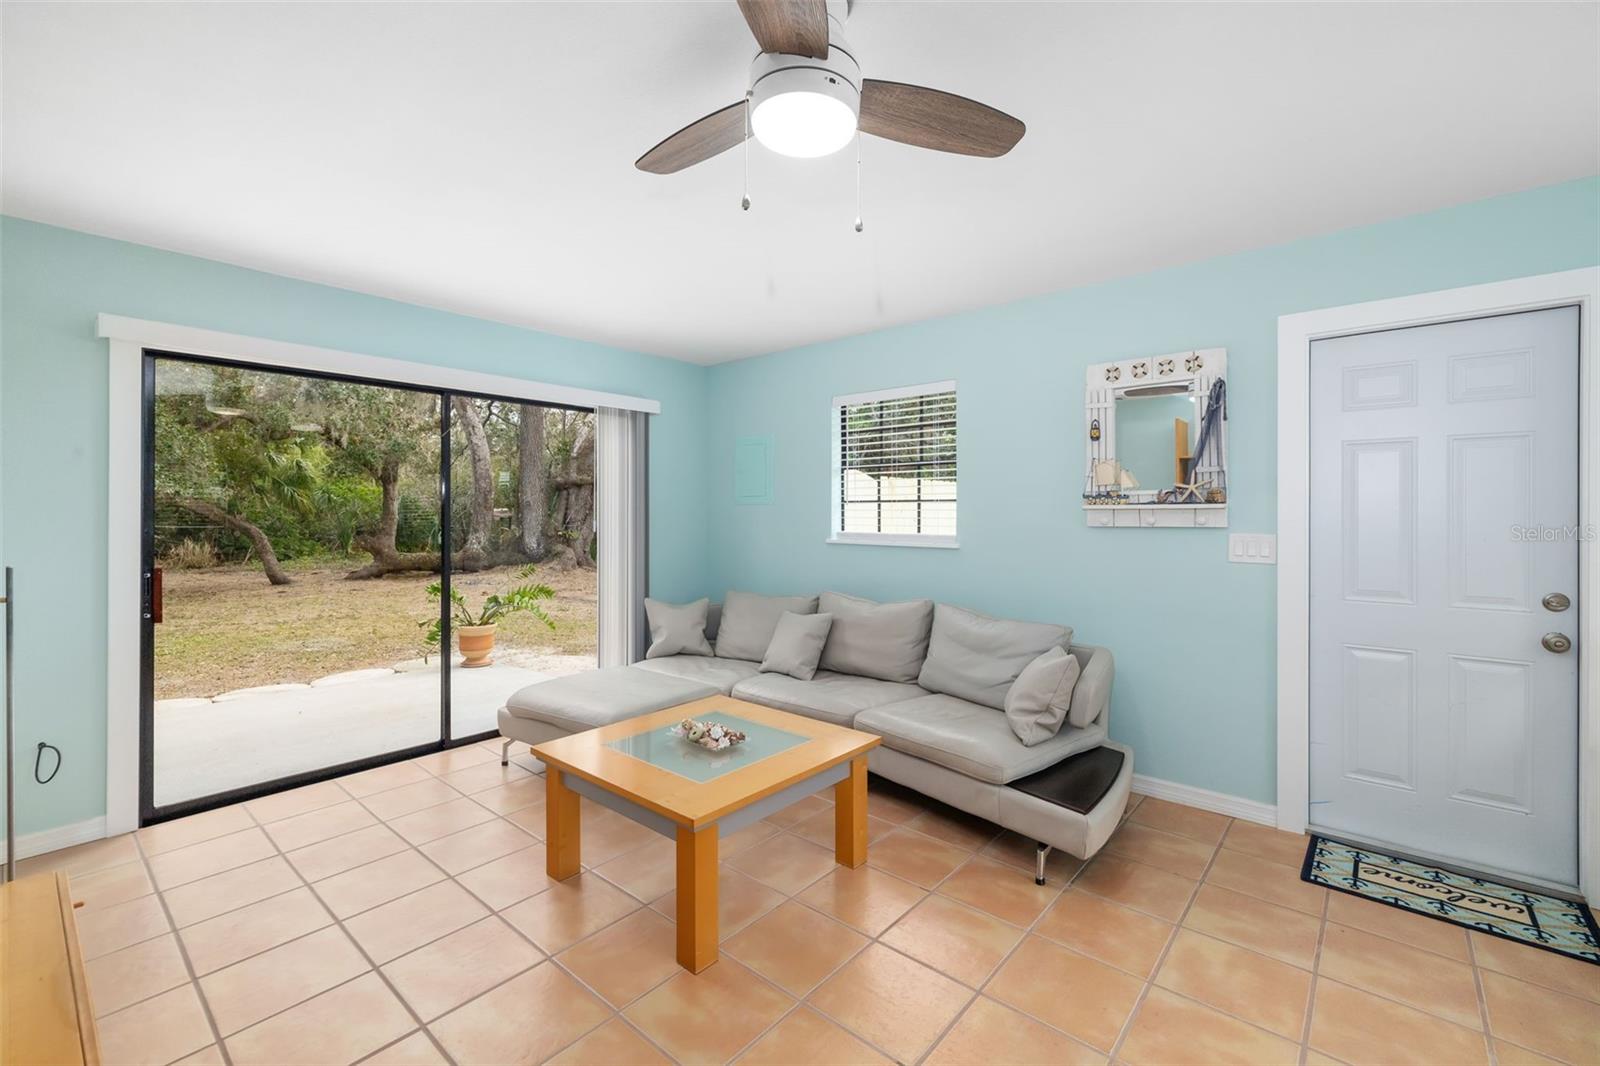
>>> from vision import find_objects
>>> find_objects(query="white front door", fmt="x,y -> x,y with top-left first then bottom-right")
1309,305 -> 1581,889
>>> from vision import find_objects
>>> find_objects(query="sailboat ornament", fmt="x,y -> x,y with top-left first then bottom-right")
1086,459 -> 1139,503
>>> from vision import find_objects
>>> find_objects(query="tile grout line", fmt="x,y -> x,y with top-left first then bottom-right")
902,791 -> 1179,1062
544,786 -> 998,1065
81,768 -> 1567,1066
727,811 -> 1001,1066
127,826 -> 235,1066
640,810 -> 918,1064
1297,878 -> 1331,1065
237,781 -> 461,1066
102,787 -> 1187,1063
898,830 -> 1082,1064
535,804 -> 904,1066
969,797 -> 1172,1042
1103,815 -> 1230,1063
1467,934 -> 1500,1066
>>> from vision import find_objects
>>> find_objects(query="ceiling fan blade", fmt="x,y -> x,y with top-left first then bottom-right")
859,79 -> 1025,157
736,0 -> 829,59
636,101 -> 748,174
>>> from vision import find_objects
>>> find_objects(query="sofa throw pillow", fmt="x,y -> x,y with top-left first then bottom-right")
644,598 -> 714,659
816,591 -> 935,683
714,590 -> 820,662
1004,647 -> 1082,746
760,612 -> 835,681
917,603 -> 1072,710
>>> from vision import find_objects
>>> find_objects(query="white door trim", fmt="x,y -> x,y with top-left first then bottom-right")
1277,267 -> 1600,903
101,315 -> 661,836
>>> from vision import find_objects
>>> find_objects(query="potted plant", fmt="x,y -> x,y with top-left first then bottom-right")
421,565 -> 556,668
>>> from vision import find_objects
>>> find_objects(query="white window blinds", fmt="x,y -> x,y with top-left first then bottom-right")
832,382 -> 957,545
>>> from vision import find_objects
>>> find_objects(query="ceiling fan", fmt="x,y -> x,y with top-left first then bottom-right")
635,0 -> 1025,175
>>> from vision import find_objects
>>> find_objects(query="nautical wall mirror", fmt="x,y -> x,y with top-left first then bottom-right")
1083,348 -> 1228,528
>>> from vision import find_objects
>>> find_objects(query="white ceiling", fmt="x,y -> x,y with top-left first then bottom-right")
4,2 -> 1596,364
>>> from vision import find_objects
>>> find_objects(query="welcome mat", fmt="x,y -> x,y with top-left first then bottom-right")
1302,835 -> 1600,966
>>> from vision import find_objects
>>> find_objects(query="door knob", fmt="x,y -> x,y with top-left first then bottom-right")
1543,592 -> 1571,612
1542,632 -> 1573,654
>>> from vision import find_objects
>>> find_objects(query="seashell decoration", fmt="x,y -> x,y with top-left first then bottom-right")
669,718 -> 748,751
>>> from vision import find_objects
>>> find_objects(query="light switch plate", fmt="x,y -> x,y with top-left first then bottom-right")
1228,533 -> 1276,565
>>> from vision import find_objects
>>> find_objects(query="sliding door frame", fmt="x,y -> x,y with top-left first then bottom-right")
104,315 -> 659,834
138,348 -> 598,825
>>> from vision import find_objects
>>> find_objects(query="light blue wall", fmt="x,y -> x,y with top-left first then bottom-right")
5,179 -> 1597,836
0,217 -> 709,835
704,178 -> 1600,805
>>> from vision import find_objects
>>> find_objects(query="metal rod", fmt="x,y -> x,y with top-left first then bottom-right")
4,567 -> 14,882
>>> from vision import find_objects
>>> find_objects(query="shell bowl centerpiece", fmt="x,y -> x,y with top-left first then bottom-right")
669,718 -> 748,752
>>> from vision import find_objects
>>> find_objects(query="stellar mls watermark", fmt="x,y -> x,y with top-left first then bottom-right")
1510,524 -> 1599,542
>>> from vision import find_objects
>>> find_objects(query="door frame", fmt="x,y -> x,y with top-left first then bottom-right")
1277,267 -> 1600,903
102,314 -> 659,835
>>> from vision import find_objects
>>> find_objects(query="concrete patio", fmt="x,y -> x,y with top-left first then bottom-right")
153,655 -> 593,805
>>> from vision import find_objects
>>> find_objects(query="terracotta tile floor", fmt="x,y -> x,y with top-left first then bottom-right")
21,746 -> 1600,1065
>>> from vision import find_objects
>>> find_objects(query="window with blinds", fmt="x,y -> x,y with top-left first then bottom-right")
831,382 -> 957,545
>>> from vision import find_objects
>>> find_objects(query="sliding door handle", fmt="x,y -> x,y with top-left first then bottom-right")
144,567 -> 164,624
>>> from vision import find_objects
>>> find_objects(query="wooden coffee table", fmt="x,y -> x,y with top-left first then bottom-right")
531,695 -> 880,972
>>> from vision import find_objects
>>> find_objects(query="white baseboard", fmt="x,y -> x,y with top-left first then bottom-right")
1132,774 -> 1278,828
1,817 -> 109,863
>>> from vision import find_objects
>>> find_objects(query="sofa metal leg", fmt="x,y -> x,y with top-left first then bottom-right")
1035,842 -> 1051,886
500,737 -> 512,766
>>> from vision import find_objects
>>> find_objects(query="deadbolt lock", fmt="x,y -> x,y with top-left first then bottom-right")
1542,632 -> 1573,654
1543,592 -> 1571,612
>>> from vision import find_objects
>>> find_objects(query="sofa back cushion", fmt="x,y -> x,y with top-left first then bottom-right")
817,591 -> 935,683
714,590 -> 819,662
644,598 -> 714,659
760,612 -> 835,681
917,603 -> 1072,710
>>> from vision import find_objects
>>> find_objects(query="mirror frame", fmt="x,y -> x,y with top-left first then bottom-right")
1083,348 -> 1229,529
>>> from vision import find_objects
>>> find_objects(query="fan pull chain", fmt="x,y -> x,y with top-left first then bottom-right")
741,96 -> 752,211
853,130 -> 864,232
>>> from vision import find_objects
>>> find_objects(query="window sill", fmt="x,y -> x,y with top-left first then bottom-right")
826,533 -> 960,549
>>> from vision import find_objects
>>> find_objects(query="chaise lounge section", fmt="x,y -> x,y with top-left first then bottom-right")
498,591 -> 1131,881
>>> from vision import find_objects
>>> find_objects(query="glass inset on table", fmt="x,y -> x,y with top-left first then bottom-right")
606,708 -> 808,782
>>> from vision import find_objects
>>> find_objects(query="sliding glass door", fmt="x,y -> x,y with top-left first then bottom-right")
141,353 -> 598,822
445,398 -> 599,740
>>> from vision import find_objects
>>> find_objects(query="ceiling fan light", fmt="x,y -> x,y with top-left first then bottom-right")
752,90 -> 857,158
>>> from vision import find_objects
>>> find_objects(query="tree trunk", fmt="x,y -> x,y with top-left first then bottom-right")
169,497 -> 292,585
347,458 -> 423,579
452,397 -> 494,572
544,417 -> 597,570
517,404 -> 547,560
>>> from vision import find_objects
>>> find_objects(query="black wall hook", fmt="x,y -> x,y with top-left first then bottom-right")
34,741 -> 61,785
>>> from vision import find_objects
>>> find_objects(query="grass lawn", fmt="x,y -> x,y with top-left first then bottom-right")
154,558 -> 597,699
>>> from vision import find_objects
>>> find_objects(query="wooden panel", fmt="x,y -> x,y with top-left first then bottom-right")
635,102 -> 748,175
533,697 -> 879,828
735,0 -> 829,58
1,872 -> 100,1065
545,769 -> 582,880
859,80 -> 1025,158
834,756 -> 868,868
675,825 -> 719,973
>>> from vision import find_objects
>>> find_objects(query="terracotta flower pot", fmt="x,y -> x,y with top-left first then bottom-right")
456,624 -> 497,668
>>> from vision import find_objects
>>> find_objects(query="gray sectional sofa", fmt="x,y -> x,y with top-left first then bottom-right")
496,591 -> 1132,881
